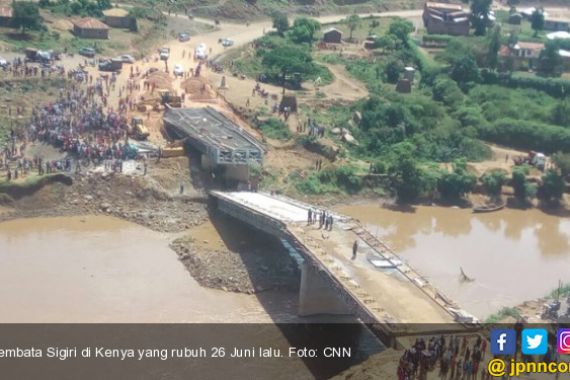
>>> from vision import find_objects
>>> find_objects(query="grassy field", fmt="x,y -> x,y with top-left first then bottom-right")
495,9 -> 547,43
322,16 -> 396,42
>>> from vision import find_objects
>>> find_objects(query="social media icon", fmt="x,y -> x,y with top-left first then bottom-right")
491,329 -> 516,355
557,328 -> 570,354
522,329 -> 548,355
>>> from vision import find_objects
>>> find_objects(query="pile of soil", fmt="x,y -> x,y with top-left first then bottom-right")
181,77 -> 217,101
146,71 -> 173,91
170,235 -> 300,294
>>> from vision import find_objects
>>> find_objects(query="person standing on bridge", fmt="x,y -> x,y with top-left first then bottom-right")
328,215 -> 334,231
352,240 -> 358,260
307,208 -> 312,225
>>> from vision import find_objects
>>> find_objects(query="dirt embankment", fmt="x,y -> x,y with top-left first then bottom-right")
0,158 -> 209,233
170,223 -> 300,294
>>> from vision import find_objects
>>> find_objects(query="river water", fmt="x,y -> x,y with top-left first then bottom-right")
0,215 -> 298,323
336,204 -> 570,319
0,215 -> 384,379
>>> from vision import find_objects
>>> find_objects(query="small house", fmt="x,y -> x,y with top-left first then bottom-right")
499,42 -> 545,70
72,18 -> 109,39
396,79 -> 412,94
544,19 -> 570,32
323,28 -> 342,43
0,6 -> 12,26
103,8 -> 131,29
423,2 -> 469,36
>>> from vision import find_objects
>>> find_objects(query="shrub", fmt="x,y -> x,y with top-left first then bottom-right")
258,118 -> 291,140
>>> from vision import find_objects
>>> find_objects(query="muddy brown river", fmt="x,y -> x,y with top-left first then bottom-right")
336,204 -> 570,319
0,215 -> 298,323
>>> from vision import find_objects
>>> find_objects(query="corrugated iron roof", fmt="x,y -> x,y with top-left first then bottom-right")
0,6 -> 13,18
72,17 -> 109,30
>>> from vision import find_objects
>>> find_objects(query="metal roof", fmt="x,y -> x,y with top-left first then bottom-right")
72,17 -> 110,30
163,107 -> 264,165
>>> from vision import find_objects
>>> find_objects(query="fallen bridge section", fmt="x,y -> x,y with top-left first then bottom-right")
209,191 -> 479,344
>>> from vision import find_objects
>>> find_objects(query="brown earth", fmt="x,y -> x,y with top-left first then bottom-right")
0,156 -> 209,233
170,218 -> 300,294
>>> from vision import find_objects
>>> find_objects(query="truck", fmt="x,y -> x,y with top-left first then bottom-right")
158,89 -> 182,108
98,58 -> 123,72
159,47 -> 170,61
25,48 -> 55,63
514,151 -> 546,171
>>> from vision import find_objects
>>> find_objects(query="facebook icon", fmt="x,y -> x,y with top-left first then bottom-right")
491,329 -> 516,355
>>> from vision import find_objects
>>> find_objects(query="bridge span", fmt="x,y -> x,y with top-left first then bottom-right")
209,191 -> 479,346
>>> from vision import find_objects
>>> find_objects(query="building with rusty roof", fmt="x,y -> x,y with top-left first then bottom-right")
72,18 -> 109,39
0,6 -> 12,26
423,2 -> 469,36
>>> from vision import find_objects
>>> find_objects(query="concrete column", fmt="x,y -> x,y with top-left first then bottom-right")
298,262 -> 352,316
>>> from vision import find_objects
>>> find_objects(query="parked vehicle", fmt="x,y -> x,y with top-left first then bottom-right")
178,32 -> 191,42
173,64 -> 184,77
25,48 -> 54,63
78,47 -> 96,58
98,58 -> 123,72
117,54 -> 135,63
219,38 -> 234,47
159,47 -> 170,61
195,43 -> 207,60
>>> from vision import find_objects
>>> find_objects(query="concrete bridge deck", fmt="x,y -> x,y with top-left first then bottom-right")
209,191 -> 479,339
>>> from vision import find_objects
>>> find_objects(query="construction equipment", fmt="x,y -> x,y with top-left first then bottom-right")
129,117 -> 150,140
158,89 -> 182,108
162,146 -> 185,158
513,151 -> 546,170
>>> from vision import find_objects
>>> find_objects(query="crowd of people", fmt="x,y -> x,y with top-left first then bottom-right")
307,208 -> 334,231
398,335 -> 488,380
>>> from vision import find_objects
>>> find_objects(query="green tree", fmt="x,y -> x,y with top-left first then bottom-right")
369,19 -> 380,33
373,34 -> 397,50
487,25 -> 501,69
432,76 -> 464,107
530,8 -> 545,37
451,56 -> 481,85
388,18 -> 414,45
437,159 -> 476,201
288,17 -> 320,44
538,170 -> 565,204
481,169 -> 506,196
388,149 -> 424,202
551,99 -> 570,126
261,45 -> 313,87
272,11 -> 289,36
11,2 -> 43,33
470,0 -> 492,36
384,58 -> 403,84
552,152 -> 570,178
537,41 -> 563,77
512,166 -> 537,203
346,14 -> 361,41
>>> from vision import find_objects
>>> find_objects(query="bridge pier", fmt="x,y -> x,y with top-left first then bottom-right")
298,262 -> 352,317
